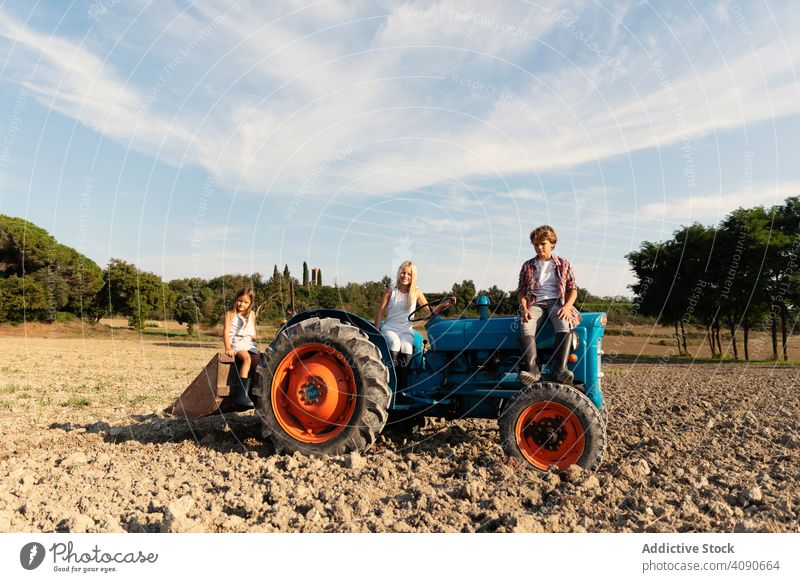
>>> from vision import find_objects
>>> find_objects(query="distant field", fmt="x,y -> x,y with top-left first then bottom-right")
1,319 -> 797,363
602,324 -> 800,362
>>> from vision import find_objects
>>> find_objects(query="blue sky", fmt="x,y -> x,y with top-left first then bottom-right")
1,0 -> 798,297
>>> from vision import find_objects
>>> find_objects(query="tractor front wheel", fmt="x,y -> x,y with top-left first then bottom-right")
256,317 -> 391,456
499,381 -> 606,471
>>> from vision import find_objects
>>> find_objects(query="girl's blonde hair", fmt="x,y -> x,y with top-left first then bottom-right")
396,261 -> 418,308
229,287 -> 255,319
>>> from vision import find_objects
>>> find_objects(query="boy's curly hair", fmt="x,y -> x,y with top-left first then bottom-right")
530,225 -> 558,245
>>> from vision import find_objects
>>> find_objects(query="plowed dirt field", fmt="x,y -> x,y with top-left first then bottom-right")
1,337 -> 798,532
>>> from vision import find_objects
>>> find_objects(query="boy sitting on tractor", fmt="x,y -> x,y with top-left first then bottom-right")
517,225 -> 581,385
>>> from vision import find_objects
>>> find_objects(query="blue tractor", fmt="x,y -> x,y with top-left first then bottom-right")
251,296 -> 608,471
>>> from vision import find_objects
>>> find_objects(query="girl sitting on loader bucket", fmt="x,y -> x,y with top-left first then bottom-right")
223,287 -> 261,408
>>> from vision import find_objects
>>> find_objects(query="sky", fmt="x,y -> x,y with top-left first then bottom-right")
0,0 -> 798,298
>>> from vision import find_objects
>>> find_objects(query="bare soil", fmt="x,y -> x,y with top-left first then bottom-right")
1,336 -> 798,533
602,324 -> 800,361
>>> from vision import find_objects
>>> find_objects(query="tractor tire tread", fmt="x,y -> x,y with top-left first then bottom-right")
257,317 -> 391,457
499,380 -> 606,471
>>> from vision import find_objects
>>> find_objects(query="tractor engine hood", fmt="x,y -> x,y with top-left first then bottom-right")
425,312 -> 606,352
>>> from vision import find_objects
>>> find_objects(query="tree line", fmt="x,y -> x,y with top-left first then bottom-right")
0,215 -> 640,333
0,215 -> 503,329
3,214 -> 641,331
627,196 -> 800,360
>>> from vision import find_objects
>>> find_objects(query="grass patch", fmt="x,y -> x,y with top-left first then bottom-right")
141,327 -> 188,337
74,380 -> 111,393
63,395 -> 91,407
140,327 -> 222,342
115,393 -> 133,405
604,328 -> 635,336
129,394 -> 157,405
0,384 -> 18,394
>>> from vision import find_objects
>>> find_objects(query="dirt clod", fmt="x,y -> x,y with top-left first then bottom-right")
739,486 -> 763,506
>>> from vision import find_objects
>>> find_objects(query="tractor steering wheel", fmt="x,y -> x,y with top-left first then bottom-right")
408,296 -> 457,323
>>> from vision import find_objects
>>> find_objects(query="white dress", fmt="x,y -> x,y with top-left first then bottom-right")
381,287 -> 417,354
228,312 -> 259,353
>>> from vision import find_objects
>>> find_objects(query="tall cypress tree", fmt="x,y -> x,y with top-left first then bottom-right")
302,262 -> 309,286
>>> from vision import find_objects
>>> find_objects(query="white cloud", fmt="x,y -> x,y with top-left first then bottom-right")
0,13 -> 139,126
379,0 -> 563,57
1,1 -> 799,204
640,182 -> 800,223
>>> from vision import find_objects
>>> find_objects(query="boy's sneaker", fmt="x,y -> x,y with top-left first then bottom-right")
519,370 -> 541,386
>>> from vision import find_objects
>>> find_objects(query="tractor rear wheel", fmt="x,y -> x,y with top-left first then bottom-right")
598,402 -> 608,427
499,381 -> 606,471
256,317 -> 391,455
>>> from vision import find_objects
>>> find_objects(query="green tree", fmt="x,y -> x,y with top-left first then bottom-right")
628,197 -> 800,361
302,262 -> 309,287
720,204 -> 790,360
627,240 -> 688,354
717,209 -> 771,359
97,259 -> 165,330
576,287 -> 592,306
777,197 -> 800,359
0,215 -> 57,276
316,285 -> 339,309
0,275 -> 50,322
671,224 -> 722,357
0,215 -> 103,322
451,280 -> 477,315
770,197 -> 800,360
173,293 -> 200,334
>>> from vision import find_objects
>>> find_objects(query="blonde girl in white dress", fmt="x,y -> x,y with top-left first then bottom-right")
374,261 -> 455,389
223,287 -> 261,407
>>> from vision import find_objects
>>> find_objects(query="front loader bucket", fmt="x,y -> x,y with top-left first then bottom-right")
164,352 -> 242,419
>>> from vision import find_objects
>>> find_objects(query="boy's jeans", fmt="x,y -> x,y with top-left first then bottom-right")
521,299 -> 570,337
519,299 -> 574,383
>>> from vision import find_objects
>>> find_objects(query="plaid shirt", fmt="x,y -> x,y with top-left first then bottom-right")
517,254 -> 581,327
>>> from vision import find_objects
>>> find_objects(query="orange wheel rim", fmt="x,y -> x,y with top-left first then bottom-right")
515,402 -> 585,470
270,343 -> 358,443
